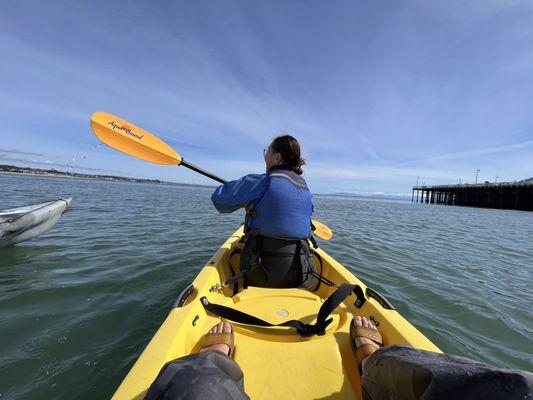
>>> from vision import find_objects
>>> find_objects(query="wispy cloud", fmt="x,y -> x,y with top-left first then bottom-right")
0,91 -> 86,122
307,162 -> 461,183
397,140 -> 533,167
0,156 -> 120,173
0,148 -> 43,157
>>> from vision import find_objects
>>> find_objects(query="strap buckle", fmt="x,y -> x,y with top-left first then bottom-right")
296,318 -> 333,337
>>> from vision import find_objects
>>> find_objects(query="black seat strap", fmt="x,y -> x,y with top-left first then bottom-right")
227,249 -> 241,296
200,283 -> 366,337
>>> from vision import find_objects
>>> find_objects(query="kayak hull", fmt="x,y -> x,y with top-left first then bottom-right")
113,227 -> 440,400
0,198 -> 72,246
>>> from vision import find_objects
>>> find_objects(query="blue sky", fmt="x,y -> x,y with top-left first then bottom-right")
1,0 -> 532,194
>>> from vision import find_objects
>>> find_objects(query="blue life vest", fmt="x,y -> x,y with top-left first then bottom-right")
248,168 -> 313,239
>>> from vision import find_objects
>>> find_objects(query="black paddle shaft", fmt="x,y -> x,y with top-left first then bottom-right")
180,160 -> 228,184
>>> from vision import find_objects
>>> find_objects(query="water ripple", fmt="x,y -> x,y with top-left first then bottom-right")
1,175 -> 532,399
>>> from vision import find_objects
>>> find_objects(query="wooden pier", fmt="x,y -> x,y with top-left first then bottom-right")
412,181 -> 533,211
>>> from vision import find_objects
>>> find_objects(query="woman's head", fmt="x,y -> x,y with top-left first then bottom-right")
264,134 -> 305,175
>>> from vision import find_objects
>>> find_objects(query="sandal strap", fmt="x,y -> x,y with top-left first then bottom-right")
356,343 -> 378,365
351,325 -> 382,345
200,332 -> 234,352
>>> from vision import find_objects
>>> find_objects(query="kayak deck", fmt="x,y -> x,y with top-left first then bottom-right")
217,288 -> 358,399
113,228 -> 440,399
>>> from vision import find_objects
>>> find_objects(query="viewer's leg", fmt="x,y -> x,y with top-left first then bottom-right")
351,316 -> 533,400
145,322 -> 249,400
363,345 -> 533,400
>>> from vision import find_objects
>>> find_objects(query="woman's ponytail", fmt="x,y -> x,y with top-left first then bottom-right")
270,134 -> 306,175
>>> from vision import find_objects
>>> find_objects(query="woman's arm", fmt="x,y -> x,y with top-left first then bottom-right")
211,174 -> 269,213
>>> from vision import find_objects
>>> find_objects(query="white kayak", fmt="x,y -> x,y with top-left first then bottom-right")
0,198 -> 72,246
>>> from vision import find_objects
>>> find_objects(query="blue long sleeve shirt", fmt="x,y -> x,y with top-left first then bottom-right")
211,168 -> 314,238
211,174 -> 269,213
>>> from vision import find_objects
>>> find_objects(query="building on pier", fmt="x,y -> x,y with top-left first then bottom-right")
412,179 -> 533,211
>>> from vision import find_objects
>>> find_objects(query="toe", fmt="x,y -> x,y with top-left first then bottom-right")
223,321 -> 232,333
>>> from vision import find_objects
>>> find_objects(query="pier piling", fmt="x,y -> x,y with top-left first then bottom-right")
412,181 -> 533,211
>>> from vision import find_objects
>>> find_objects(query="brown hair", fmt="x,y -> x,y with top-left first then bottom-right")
270,134 -> 305,175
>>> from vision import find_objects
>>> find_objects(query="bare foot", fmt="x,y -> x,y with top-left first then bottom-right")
199,322 -> 233,356
352,316 -> 382,371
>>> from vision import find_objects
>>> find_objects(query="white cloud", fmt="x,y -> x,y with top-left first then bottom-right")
307,162 -> 460,183
397,140 -> 533,167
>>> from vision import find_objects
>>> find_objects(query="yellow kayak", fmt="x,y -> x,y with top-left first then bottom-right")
113,227 -> 440,400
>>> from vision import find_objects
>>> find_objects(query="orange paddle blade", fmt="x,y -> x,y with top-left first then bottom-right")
91,112 -> 182,165
312,219 -> 333,240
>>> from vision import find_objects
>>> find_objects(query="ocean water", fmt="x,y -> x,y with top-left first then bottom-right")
0,173 -> 532,399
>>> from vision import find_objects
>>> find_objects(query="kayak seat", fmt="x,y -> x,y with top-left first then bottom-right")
223,287 -> 344,341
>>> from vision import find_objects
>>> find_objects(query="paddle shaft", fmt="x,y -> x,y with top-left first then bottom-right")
181,160 -> 227,184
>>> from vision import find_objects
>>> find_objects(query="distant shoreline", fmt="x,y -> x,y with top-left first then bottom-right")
316,192 -> 410,201
1,164 -> 416,199
0,164 -> 216,189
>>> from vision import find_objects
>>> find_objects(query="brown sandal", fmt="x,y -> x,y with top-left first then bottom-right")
350,317 -> 382,373
199,327 -> 235,358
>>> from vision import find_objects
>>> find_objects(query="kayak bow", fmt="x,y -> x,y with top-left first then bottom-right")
0,198 -> 72,246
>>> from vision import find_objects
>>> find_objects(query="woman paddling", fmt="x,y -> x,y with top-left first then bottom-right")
211,135 -> 317,289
